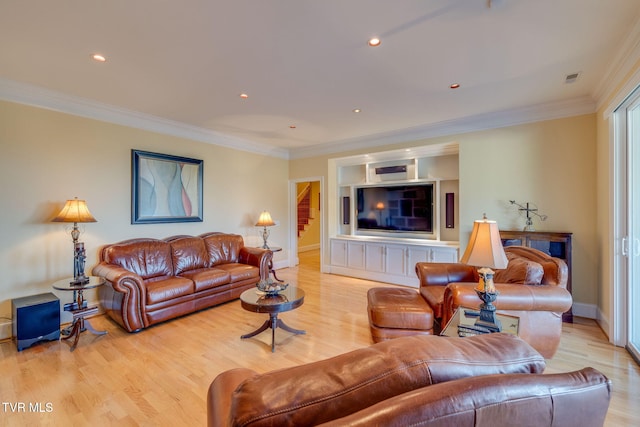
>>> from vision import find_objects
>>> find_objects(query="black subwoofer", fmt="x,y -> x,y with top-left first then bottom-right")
12,292 -> 60,351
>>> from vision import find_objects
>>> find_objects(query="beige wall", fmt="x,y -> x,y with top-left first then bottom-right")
0,99 -> 604,326
290,114 -> 598,310
0,100 -> 288,320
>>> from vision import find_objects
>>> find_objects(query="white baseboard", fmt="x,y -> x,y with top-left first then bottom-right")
0,320 -> 12,341
272,259 -> 290,271
572,302 -> 598,319
298,244 -> 320,253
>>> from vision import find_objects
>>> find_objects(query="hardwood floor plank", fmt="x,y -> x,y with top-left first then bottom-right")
0,249 -> 638,426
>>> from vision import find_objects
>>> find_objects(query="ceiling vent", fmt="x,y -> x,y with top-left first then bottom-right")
565,72 -> 580,84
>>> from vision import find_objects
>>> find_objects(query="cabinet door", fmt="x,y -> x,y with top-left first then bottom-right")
385,244 -> 407,276
347,241 -> 366,270
365,244 -> 386,273
407,247 -> 431,273
330,240 -> 348,267
431,247 -> 458,263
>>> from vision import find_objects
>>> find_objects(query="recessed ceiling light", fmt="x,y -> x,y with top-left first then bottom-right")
368,38 -> 381,47
92,54 -> 107,62
289,125 -> 296,129
239,93 -> 249,99
353,109 -> 361,113
450,83 -> 460,89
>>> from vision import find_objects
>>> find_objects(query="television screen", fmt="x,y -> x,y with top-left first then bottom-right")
356,183 -> 434,234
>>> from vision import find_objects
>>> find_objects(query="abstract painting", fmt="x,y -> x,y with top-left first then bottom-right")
131,150 -> 203,224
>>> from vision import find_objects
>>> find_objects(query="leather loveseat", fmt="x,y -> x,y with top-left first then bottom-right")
93,232 -> 271,332
207,333 -> 611,427
416,245 -> 573,358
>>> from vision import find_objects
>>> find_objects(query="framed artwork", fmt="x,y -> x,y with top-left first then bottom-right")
131,150 -> 203,224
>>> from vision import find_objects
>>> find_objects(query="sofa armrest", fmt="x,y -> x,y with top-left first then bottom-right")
207,368 -> 258,427
445,282 -> 573,312
92,262 -> 147,332
415,262 -> 478,288
239,246 -> 272,282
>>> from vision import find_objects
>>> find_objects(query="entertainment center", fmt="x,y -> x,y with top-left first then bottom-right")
328,143 -> 460,287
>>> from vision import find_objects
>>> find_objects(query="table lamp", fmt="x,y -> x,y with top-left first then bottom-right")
256,210 -> 275,249
459,215 -> 508,332
52,197 -> 97,285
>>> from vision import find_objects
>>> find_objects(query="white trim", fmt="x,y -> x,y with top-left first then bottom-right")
611,110 -> 627,346
0,77 -> 290,160
0,77 -> 596,161
289,177 -> 324,270
602,67 -> 640,119
289,97 -> 595,159
597,306 -> 611,341
272,259 -> 290,271
595,18 -> 640,113
572,302 -> 598,320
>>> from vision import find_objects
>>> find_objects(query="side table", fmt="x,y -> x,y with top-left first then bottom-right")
440,307 -> 519,338
52,276 -> 107,351
239,287 -> 305,352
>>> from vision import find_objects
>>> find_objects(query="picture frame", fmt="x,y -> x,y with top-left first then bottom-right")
131,150 -> 203,224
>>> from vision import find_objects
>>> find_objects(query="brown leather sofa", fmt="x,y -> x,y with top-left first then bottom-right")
93,232 -> 271,332
207,334 -> 611,427
416,245 -> 573,358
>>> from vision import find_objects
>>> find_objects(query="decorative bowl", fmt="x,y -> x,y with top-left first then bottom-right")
256,279 -> 288,295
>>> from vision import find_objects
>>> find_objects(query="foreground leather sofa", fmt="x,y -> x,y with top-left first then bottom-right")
207,334 -> 610,427
416,245 -> 573,358
93,232 -> 270,332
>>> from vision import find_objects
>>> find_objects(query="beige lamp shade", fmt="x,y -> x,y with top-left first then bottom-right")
52,197 -> 97,223
460,217 -> 508,269
255,211 -> 275,227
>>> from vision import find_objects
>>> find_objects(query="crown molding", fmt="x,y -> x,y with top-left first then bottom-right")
0,78 -> 596,162
594,17 -> 640,112
289,96 -> 596,160
0,78 -> 290,160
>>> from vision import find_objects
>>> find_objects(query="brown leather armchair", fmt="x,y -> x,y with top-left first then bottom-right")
416,246 -> 573,358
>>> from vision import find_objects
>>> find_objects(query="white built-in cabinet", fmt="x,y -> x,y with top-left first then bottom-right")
329,238 -> 458,287
328,143 -> 460,287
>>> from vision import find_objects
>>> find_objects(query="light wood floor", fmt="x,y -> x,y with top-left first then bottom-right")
1,250 -> 639,426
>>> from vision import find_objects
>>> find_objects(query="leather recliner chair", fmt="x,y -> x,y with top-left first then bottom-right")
416,245 -> 573,358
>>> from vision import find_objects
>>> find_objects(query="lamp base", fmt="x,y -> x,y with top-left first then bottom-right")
261,227 -> 270,249
474,290 -> 502,332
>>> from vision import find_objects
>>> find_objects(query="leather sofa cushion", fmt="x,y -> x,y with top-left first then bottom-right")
214,263 -> 259,282
102,238 -> 173,280
179,268 -> 230,292
145,276 -> 194,304
228,334 -> 545,427
170,237 -> 209,275
494,253 -> 544,285
202,233 -> 244,266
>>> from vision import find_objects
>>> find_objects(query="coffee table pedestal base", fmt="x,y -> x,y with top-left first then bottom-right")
241,313 -> 306,352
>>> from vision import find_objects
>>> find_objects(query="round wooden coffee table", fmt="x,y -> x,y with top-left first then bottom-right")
239,286 -> 305,352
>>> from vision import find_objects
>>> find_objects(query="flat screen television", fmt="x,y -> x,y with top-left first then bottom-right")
355,182 -> 435,238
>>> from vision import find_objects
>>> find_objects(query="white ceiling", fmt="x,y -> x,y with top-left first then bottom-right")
2,1 -> 640,158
